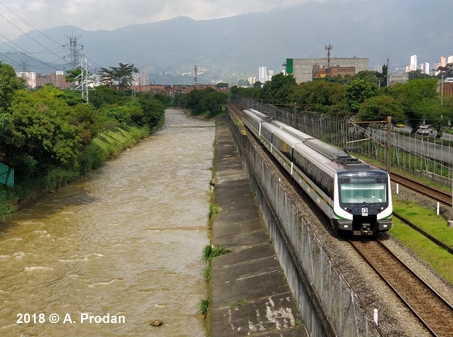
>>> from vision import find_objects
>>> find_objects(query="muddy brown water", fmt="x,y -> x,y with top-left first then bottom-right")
0,109 -> 214,336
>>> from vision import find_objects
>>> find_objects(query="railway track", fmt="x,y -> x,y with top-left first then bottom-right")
350,239 -> 453,336
228,104 -> 453,334
391,171 -> 452,206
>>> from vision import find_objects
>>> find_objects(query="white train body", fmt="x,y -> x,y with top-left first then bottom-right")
243,109 -> 393,235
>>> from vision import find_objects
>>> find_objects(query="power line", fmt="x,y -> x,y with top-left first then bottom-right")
0,32 -> 62,71
0,1 -> 63,47
0,11 -> 66,64
0,1 -> 102,74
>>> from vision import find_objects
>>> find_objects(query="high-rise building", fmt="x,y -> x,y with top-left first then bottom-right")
258,66 -> 267,83
267,69 -> 274,81
420,62 -> 430,75
441,57 -> 447,67
448,56 -> 453,64
410,55 -> 417,71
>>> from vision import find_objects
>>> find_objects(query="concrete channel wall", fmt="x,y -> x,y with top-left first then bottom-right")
226,110 -> 381,337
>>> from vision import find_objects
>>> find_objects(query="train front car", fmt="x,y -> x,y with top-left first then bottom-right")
334,167 -> 393,235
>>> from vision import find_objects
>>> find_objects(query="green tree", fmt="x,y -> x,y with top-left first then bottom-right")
287,80 -> 346,114
0,61 -> 26,111
354,70 -> 384,87
138,97 -> 165,128
388,79 -> 439,132
261,73 -> 296,104
356,95 -> 405,125
436,63 -> 453,77
100,63 -> 138,90
154,93 -> 170,105
1,87 -> 84,180
409,69 -> 431,80
199,91 -> 228,116
345,78 -> 379,113
253,81 -> 262,89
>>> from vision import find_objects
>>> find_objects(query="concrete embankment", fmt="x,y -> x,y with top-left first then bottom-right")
209,115 -> 308,336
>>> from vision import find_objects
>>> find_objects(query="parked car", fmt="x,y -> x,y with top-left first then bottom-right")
396,123 -> 404,128
416,125 -> 432,135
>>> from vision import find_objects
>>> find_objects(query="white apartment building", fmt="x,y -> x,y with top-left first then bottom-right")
410,55 -> 417,71
420,62 -> 430,75
258,66 -> 267,83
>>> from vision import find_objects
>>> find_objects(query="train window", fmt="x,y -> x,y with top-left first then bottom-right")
339,182 -> 387,204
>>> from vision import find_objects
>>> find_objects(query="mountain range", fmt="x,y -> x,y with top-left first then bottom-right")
2,0 -> 452,85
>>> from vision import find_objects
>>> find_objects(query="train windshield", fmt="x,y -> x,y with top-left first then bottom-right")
339,177 -> 387,204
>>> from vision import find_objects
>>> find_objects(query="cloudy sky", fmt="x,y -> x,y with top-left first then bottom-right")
0,0 -> 323,39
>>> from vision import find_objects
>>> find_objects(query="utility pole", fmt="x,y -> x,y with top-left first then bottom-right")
386,57 -> 390,87
387,116 -> 392,174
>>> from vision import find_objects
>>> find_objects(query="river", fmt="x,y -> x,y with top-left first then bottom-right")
0,109 -> 214,336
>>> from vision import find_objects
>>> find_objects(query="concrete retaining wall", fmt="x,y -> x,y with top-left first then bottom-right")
227,112 -> 334,337
226,108 -> 381,337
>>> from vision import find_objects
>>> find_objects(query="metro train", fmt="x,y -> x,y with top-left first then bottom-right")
242,108 -> 393,236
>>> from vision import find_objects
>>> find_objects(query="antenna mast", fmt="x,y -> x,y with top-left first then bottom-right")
325,44 -> 333,76
194,65 -> 198,85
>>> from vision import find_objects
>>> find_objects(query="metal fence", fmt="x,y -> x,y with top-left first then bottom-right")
227,109 -> 382,336
233,97 -> 453,190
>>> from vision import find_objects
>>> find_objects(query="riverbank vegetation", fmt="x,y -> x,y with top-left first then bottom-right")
174,87 -> 228,117
0,61 -> 165,218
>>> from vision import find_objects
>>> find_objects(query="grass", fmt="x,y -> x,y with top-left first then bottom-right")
393,197 -> 453,247
229,300 -> 248,307
197,298 -> 210,317
201,244 -> 231,263
203,265 -> 211,282
391,197 -> 453,284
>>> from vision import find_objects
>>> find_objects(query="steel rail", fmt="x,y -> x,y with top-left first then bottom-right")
350,239 -> 453,337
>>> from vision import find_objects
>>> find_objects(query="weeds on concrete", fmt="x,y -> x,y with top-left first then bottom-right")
201,244 -> 230,263
229,300 -> 248,307
203,265 -> 211,282
197,298 -> 210,317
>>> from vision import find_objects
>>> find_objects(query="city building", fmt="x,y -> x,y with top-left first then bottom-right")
133,72 -> 149,86
258,66 -> 267,83
420,62 -> 430,75
313,65 -> 356,79
284,57 -> 369,83
248,76 -> 257,86
388,73 -> 409,85
410,55 -> 417,71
